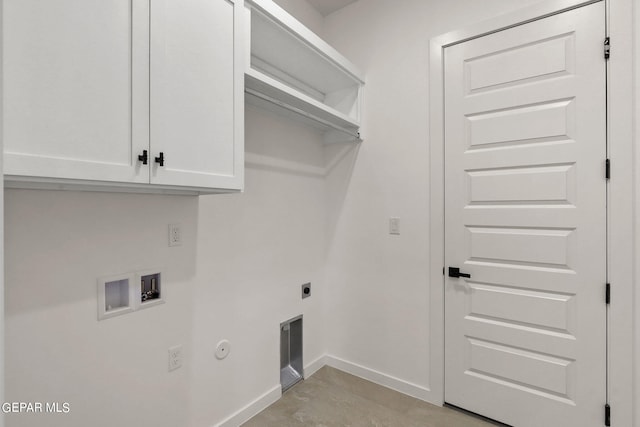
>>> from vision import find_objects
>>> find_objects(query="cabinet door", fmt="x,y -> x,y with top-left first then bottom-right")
150,0 -> 244,191
4,0 -> 150,184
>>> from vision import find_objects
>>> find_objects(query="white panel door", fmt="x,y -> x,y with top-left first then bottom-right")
444,3 -> 606,427
3,0 -> 149,183
150,0 -> 244,190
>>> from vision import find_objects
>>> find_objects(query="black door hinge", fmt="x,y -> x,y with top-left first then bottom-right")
604,37 -> 610,60
605,403 -> 611,426
606,158 -> 610,179
606,283 -> 611,304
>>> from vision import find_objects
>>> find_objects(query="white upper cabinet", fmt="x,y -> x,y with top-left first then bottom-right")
4,0 -> 148,185
3,0 -> 243,194
244,0 -> 365,143
150,0 -> 244,190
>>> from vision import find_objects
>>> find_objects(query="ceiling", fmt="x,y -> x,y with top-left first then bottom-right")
306,0 -> 358,16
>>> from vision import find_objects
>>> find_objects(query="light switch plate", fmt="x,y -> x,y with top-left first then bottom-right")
389,217 -> 400,235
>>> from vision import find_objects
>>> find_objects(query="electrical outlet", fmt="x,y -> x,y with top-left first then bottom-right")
301,283 -> 311,299
168,223 -> 182,247
168,345 -> 183,371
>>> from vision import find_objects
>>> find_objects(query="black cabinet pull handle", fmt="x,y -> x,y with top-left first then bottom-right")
155,152 -> 164,167
138,150 -> 148,165
448,267 -> 471,279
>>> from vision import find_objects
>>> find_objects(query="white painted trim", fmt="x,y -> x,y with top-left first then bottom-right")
429,0 -> 635,424
232,0 -> 246,192
431,0 -> 601,49
428,33 -> 446,408
304,354 -> 327,378
212,385 -> 281,427
606,0 -> 634,425
324,355 -> 432,403
633,3 -> 640,426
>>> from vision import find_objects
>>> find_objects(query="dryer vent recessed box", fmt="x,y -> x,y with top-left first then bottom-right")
280,315 -> 303,392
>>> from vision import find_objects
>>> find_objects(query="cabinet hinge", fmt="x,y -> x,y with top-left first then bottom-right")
606,283 -> 611,304
604,37 -> 610,60
442,267 -> 445,276
605,403 -> 611,426
606,158 -> 610,180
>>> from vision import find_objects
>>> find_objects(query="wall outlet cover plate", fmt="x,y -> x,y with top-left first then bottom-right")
168,345 -> 183,371
301,283 -> 311,299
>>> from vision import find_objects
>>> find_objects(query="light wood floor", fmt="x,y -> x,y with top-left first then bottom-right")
242,366 -> 497,427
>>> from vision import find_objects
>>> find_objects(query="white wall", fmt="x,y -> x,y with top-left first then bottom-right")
321,0 -> 546,398
5,191 -> 199,427
4,105 -> 327,427
188,104 -> 327,426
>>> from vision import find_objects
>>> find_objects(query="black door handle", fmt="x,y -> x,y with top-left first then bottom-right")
448,267 -> 471,279
138,150 -> 148,165
155,152 -> 165,167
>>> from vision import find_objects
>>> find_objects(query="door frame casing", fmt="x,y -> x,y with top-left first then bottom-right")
428,0 -> 634,425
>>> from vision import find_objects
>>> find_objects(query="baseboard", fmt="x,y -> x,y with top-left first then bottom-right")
304,354 -> 327,378
213,354 -> 438,426
212,356 -> 325,427
213,385 -> 281,427
324,355 -> 433,402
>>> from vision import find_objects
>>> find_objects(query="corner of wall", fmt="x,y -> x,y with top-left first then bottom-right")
271,0 -> 325,37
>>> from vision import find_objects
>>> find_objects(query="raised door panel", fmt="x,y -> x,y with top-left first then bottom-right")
3,0 -> 149,184
150,0 -> 244,190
